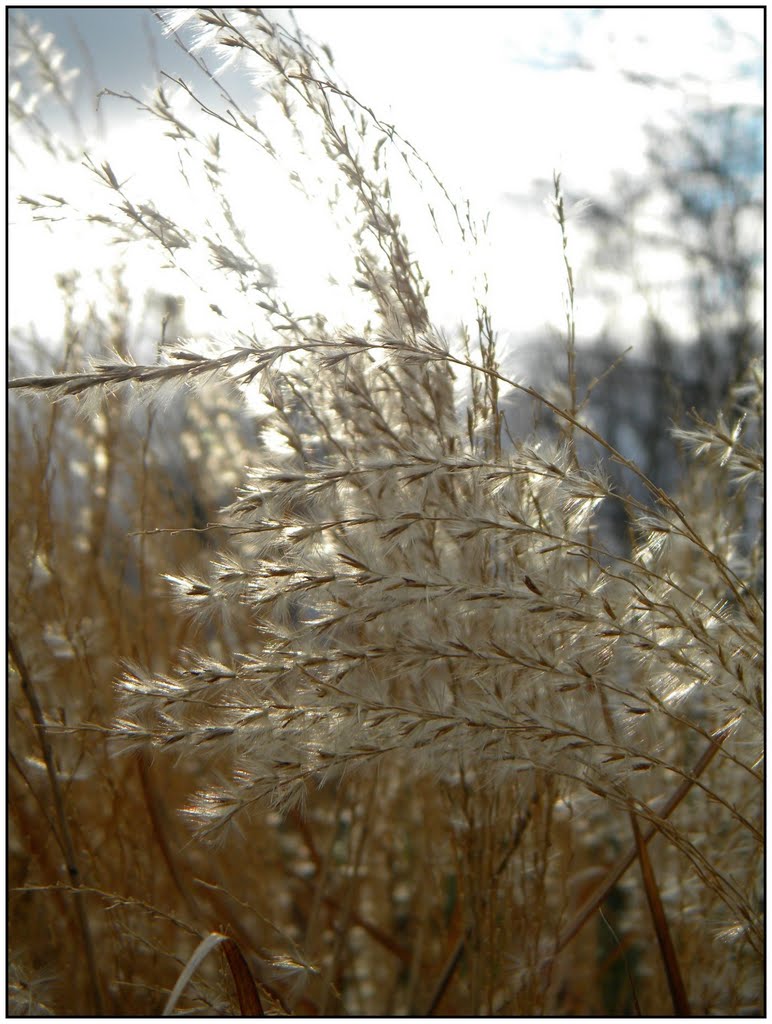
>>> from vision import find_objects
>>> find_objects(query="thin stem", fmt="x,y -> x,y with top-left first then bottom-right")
8,630 -> 105,1014
546,723 -> 729,968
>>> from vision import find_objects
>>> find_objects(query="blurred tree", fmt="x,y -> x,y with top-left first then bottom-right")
586,97 -> 762,411
517,17 -> 762,551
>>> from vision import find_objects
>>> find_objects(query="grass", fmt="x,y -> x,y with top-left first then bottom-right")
8,9 -> 763,1016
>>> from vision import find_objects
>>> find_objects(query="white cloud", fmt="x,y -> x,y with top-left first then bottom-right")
9,8 -> 762,366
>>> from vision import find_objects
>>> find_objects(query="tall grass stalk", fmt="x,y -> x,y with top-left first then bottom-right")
9,9 -> 763,1015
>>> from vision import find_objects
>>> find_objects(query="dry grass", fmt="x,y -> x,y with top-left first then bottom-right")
9,9 -> 763,1016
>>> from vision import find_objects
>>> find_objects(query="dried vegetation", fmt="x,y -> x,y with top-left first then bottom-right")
9,9 -> 763,1016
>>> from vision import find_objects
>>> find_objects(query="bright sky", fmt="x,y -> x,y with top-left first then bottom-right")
9,8 -> 763,374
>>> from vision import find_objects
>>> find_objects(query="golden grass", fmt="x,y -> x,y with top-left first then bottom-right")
9,9 -> 763,1016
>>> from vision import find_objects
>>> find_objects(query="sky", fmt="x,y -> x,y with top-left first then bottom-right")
9,8 -> 763,374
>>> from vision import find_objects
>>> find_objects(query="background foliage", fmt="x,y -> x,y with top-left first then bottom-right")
9,10 -> 763,1016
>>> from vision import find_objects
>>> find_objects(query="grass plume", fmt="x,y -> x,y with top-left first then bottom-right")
9,9 -> 763,1015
